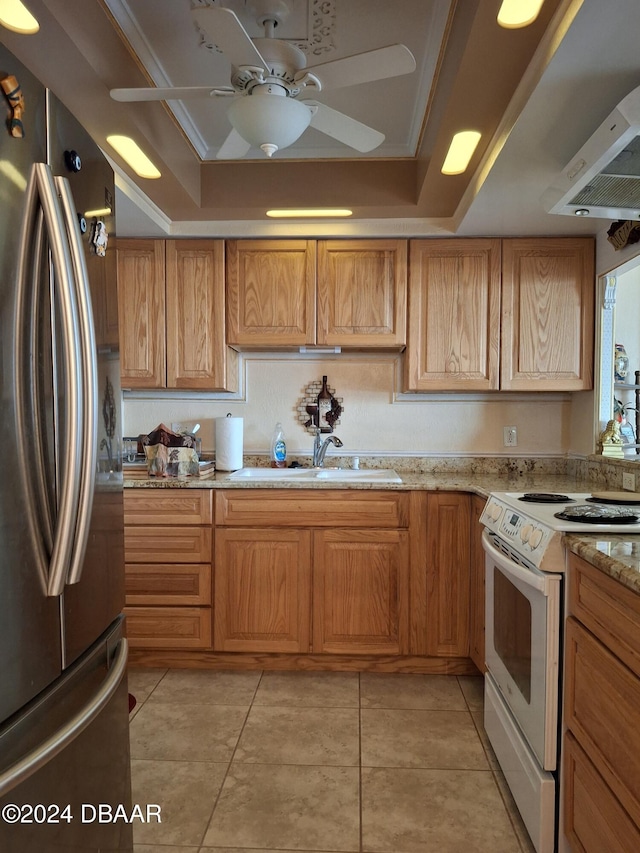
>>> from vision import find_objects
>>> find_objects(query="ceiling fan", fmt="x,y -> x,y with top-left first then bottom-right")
110,1 -> 416,159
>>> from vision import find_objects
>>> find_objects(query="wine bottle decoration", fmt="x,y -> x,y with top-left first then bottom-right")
316,375 -> 342,433
299,378 -> 343,433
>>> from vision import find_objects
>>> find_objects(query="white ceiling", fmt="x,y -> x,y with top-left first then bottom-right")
2,0 -> 640,238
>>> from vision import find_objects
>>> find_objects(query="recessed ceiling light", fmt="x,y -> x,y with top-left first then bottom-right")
266,209 -> 353,218
0,0 -> 39,33
497,0 -> 545,29
574,208 -> 590,216
106,135 -> 161,179
441,131 -> 481,175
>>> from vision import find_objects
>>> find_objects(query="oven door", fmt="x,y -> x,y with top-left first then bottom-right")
483,529 -> 562,770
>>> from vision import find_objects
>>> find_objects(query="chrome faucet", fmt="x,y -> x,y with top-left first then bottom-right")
312,428 -> 344,467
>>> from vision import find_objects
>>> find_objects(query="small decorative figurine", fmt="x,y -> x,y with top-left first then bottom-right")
599,419 -> 625,458
1,74 -> 25,138
614,343 -> 629,382
91,219 -> 108,257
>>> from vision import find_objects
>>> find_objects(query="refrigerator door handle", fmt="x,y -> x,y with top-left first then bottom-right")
32,163 -> 83,598
0,638 -> 128,798
14,172 -> 54,590
55,176 -> 98,586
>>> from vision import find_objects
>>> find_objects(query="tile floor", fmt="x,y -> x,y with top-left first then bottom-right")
127,668 -> 535,853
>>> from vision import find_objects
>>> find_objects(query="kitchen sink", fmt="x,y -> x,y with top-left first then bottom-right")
226,468 -> 312,480
227,467 -> 402,483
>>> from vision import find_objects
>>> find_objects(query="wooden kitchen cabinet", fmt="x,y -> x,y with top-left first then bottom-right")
118,239 -> 237,390
317,240 -> 407,347
117,239 -> 165,387
405,239 -> 501,390
123,489 -> 214,649
226,238 -> 407,348
214,490 -> 410,656
226,239 -> 316,346
214,528 -> 312,653
501,237 -> 594,390
469,494 -> 486,672
562,553 -> 640,850
425,492 -> 471,658
88,247 -> 119,347
404,236 -> 594,391
313,528 -> 409,654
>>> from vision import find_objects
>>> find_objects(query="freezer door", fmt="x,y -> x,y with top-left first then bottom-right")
46,93 -> 125,665
0,44 -> 63,723
0,616 -> 133,853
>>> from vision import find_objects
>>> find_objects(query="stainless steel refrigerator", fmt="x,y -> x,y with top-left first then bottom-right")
0,43 -> 132,852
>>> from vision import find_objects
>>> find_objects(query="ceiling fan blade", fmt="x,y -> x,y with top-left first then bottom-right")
217,127 -> 252,160
300,44 -> 416,91
192,6 -> 268,70
110,86 -> 232,102
305,101 -> 384,152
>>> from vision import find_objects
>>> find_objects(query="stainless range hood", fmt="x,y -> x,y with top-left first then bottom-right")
543,85 -> 640,220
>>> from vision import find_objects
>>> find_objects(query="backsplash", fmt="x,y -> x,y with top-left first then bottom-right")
122,353 -> 588,458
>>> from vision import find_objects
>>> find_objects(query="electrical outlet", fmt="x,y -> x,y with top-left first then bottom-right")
623,472 -> 636,491
503,426 -> 518,447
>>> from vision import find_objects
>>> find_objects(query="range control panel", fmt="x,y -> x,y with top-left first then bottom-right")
479,497 -> 553,557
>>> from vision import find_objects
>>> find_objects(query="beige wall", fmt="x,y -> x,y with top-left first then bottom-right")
122,353 -> 574,459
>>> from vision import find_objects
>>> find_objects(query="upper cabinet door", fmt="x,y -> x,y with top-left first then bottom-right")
166,240 -> 237,391
226,240 -> 316,346
317,240 -> 407,347
117,239 -> 166,388
501,238 -> 595,390
405,239 -> 501,390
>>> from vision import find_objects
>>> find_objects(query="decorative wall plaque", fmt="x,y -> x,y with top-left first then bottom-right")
297,377 -> 343,434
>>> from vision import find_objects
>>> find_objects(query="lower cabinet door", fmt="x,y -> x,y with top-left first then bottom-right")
562,733 -> 640,853
312,528 -> 409,655
214,529 -> 312,653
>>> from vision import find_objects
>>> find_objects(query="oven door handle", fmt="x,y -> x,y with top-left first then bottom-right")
481,529 -> 551,593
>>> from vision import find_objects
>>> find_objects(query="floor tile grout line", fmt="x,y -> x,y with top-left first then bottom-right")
194,669 -> 267,850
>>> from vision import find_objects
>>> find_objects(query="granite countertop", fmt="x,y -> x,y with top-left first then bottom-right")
563,534 -> 640,595
124,469 -> 593,498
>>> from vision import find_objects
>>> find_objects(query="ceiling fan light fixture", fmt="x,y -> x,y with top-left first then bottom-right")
497,0 -> 545,29
441,130 -> 482,175
227,87 -> 311,156
0,0 -> 39,33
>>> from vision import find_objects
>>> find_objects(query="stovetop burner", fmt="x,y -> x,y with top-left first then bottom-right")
518,493 -> 575,504
554,504 -> 640,524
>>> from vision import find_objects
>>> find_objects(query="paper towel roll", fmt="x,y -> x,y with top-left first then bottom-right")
215,416 -> 243,471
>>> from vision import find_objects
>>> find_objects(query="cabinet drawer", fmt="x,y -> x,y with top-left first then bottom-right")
124,489 -> 213,525
215,489 -> 409,528
564,617 -> 640,826
125,564 -> 211,605
563,733 -> 640,853
568,553 -> 640,676
124,526 -> 212,563
125,606 -> 211,648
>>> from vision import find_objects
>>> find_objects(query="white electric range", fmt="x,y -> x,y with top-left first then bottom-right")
479,489 -> 640,853
480,491 -> 640,572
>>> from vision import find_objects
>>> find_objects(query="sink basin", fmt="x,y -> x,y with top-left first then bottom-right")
310,469 -> 402,483
227,467 -> 402,484
226,468 -> 312,480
